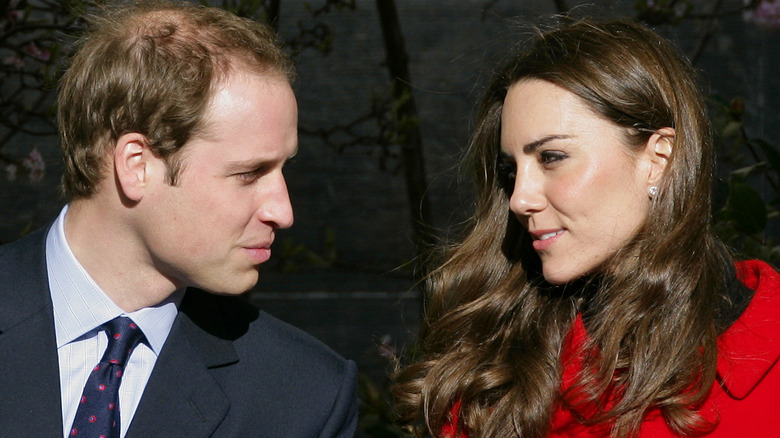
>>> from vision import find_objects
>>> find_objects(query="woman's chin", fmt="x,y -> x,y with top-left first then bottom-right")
542,268 -> 585,285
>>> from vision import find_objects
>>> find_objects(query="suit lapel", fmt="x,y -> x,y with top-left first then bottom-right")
0,228 -> 63,436
126,291 -> 240,438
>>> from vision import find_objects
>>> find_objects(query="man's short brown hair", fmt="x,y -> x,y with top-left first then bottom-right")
58,0 -> 294,199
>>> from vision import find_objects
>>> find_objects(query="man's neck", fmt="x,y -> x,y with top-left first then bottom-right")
63,200 -> 181,312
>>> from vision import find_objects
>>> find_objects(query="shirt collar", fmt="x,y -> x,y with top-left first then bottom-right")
46,205 -> 183,355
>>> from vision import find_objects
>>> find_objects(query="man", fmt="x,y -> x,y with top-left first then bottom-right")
0,1 -> 357,436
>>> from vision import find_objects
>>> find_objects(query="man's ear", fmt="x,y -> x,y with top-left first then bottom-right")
114,133 -> 151,202
643,127 -> 675,187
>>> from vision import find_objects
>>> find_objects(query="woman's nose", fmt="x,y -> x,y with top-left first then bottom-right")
508,171 -> 547,217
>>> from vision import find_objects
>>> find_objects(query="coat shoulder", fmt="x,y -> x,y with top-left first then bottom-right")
0,227 -> 51,330
178,289 -> 358,437
181,288 -> 350,372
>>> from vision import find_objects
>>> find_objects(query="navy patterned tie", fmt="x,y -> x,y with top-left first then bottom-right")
69,317 -> 144,437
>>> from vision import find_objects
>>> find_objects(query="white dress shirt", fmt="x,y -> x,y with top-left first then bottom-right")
46,206 -> 183,438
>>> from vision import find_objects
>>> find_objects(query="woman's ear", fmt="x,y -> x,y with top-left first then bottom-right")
114,132 -> 150,202
643,127 -> 675,187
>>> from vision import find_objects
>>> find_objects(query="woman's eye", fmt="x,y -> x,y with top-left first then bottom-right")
497,159 -> 516,181
540,151 -> 567,165
496,158 -> 516,195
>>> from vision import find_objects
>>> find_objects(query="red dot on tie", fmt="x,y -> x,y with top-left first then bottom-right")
110,359 -> 119,364
98,384 -> 106,391
88,415 -> 97,423
113,333 -> 121,340
93,364 -> 100,371
129,323 -> 137,329
70,428 -> 78,435
80,396 -> 87,404
108,403 -> 115,410
100,435 -> 107,438
115,370 -> 122,378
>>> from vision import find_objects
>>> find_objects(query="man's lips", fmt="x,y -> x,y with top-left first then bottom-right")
244,246 -> 272,264
243,238 -> 274,264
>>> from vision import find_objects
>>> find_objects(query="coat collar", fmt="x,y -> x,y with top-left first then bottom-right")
716,260 -> 780,399
560,260 -> 780,402
125,306 -> 233,437
126,289 -> 253,437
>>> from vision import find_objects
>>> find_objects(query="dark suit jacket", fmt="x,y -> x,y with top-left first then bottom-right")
0,228 -> 358,437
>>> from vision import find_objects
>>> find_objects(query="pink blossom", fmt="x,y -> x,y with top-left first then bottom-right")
2,1 -> 22,30
745,0 -> 780,28
3,9 -> 22,25
22,148 -> 45,182
25,42 -> 50,62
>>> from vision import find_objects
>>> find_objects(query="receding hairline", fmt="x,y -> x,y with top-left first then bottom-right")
88,2 -> 293,79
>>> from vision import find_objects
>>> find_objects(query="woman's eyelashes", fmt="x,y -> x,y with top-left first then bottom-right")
540,150 -> 568,165
496,155 -> 516,193
497,158 -> 516,179
496,149 -> 568,183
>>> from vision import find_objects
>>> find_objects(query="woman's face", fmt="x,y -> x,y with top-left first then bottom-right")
499,79 -> 654,284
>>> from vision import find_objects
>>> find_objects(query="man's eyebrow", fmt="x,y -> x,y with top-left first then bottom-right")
224,158 -> 275,172
522,135 -> 572,154
225,150 -> 299,173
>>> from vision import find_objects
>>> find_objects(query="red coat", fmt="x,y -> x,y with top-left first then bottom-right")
444,260 -> 780,437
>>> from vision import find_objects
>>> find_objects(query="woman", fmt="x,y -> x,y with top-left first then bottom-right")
394,18 -> 780,438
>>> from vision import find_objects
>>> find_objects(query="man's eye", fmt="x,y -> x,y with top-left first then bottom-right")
236,169 -> 263,183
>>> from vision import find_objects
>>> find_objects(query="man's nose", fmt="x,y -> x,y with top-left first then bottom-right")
256,171 -> 294,229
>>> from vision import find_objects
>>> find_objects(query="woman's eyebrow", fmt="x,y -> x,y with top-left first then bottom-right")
522,135 -> 571,154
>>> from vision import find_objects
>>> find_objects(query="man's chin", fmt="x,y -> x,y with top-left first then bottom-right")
195,272 -> 259,296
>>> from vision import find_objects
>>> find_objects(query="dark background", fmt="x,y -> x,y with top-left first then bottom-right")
2,0 -> 779,394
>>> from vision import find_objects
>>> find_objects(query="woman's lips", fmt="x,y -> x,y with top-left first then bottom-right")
531,229 -> 564,251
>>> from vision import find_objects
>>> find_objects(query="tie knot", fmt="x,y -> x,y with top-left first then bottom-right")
102,316 -> 144,367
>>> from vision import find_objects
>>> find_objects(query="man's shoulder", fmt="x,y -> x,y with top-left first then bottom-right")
0,227 -> 51,325
176,288 -> 357,436
180,288 -> 352,375
0,226 -> 47,261
255,307 -> 348,365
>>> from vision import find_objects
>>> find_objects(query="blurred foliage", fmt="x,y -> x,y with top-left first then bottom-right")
0,0 -> 88,177
711,95 -> 780,265
266,228 -> 337,273
357,333 -> 415,438
359,373 -> 409,438
635,0 -> 693,25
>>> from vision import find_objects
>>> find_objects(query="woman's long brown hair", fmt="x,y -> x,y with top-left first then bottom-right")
394,18 -> 734,438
